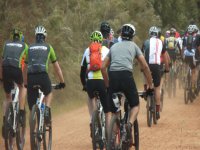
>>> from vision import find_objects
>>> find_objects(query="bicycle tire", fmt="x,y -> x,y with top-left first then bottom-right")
133,119 -> 139,150
107,115 -> 121,150
43,123 -> 52,150
146,96 -> 152,127
4,102 -> 16,150
91,110 -> 103,150
30,104 -> 40,150
16,109 -> 26,150
160,88 -> 164,112
152,96 -> 157,125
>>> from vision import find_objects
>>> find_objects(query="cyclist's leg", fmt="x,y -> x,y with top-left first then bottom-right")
149,64 -> 161,119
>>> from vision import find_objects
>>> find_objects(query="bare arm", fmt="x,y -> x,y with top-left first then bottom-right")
162,51 -> 170,71
136,55 -> 153,88
53,61 -> 65,83
101,56 -> 110,88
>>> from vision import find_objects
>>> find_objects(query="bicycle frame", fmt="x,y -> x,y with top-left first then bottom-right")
36,89 -> 46,138
10,84 -> 19,133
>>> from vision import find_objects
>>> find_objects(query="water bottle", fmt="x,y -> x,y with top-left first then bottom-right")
112,94 -> 120,112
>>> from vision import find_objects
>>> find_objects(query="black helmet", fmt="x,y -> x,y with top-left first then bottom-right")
11,28 -> 21,41
100,21 -> 111,38
121,24 -> 136,40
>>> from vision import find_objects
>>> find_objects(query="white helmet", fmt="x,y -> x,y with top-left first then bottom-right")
187,25 -> 196,34
35,25 -> 47,37
149,26 -> 158,36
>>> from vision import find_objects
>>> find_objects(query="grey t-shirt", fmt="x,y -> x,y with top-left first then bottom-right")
108,40 -> 143,72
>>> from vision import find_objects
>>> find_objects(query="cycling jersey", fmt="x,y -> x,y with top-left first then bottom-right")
142,37 -> 165,65
81,45 -> 109,80
25,43 -> 57,74
2,40 -> 28,68
108,41 -> 142,72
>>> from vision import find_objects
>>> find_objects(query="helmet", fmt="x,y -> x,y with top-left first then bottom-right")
149,26 -> 158,37
170,27 -> 176,35
35,25 -> 47,37
187,25 -> 195,34
121,24 -> 136,40
90,31 -> 103,43
100,21 -> 111,34
11,28 -> 22,41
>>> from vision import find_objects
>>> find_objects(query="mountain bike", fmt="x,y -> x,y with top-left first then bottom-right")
184,64 -> 194,104
139,91 -> 157,127
167,61 -> 177,98
4,83 -> 26,150
91,91 -> 106,150
107,92 -> 139,150
30,84 -> 61,150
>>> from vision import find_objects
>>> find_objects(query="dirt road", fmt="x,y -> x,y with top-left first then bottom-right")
1,88 -> 200,150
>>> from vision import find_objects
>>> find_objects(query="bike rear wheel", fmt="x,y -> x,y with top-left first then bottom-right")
91,110 -> 104,150
4,102 -> 15,150
16,109 -> 26,150
108,115 -> 121,150
160,88 -> 164,112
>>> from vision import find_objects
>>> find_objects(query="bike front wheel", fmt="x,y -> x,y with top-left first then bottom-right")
133,119 -> 139,150
91,110 -> 104,150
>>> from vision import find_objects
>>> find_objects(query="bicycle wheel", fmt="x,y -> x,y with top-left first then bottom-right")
16,108 -> 26,150
152,96 -> 157,125
4,102 -> 15,150
107,115 -> 121,150
133,119 -> 139,150
30,104 -> 40,150
146,96 -> 152,127
160,88 -> 164,112
91,110 -> 104,150
42,123 -> 52,150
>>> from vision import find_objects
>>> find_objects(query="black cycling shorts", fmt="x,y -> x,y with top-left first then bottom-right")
108,71 -> 139,112
27,73 -> 51,110
149,64 -> 161,87
2,66 -> 23,94
184,56 -> 196,69
86,79 -> 109,113
167,50 -> 177,62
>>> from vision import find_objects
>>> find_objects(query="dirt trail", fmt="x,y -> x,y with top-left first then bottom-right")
1,88 -> 200,150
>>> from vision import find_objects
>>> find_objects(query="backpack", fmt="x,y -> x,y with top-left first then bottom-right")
167,36 -> 176,50
186,35 -> 194,50
89,42 -> 102,71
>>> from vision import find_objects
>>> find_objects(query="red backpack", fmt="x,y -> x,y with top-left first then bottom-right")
89,42 -> 102,71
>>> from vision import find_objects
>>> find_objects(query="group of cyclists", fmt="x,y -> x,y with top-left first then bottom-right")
0,20 -> 199,149
0,25 -> 65,147
80,21 -> 200,149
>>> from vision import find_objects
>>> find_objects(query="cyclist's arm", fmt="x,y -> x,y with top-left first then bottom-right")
49,45 -> 64,83
53,61 -> 65,83
162,51 -> 170,71
136,55 -> 153,89
101,56 -> 110,88
80,57 -> 87,87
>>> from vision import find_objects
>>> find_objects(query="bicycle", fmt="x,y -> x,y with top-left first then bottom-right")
107,92 -> 139,150
139,91 -> 157,127
91,91 -> 106,150
30,84 -> 61,150
4,83 -> 26,150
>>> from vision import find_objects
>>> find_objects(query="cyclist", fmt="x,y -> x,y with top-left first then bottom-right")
0,28 -> 28,138
80,30 -> 111,137
23,25 -> 65,125
142,26 -> 170,119
100,21 -> 115,48
183,24 -> 199,97
101,24 -> 153,144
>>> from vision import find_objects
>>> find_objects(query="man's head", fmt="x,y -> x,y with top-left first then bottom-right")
11,28 -> 21,41
121,24 -> 136,41
149,26 -> 158,37
100,21 -> 111,39
90,31 -> 103,43
35,25 -> 47,43
169,27 -> 176,37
